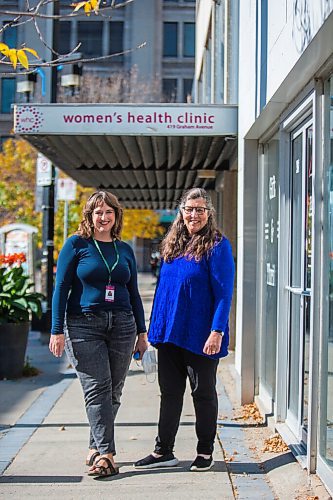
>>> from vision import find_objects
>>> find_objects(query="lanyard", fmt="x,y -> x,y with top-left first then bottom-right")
93,239 -> 119,284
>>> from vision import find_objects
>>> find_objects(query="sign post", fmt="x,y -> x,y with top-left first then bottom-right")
57,178 -> 77,242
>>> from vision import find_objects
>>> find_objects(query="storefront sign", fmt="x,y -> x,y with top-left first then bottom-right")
14,104 -> 238,136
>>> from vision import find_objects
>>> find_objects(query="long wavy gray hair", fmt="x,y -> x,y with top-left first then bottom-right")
77,191 -> 123,240
161,188 -> 222,262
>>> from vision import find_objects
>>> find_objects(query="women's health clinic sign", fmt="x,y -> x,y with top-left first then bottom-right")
14,104 -> 238,137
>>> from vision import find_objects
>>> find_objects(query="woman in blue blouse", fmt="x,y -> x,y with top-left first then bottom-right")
49,191 -> 148,478
135,188 -> 234,472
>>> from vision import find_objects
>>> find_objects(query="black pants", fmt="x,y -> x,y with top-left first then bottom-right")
154,343 -> 219,456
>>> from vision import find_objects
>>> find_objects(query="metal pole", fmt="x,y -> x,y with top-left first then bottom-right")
40,176 -> 55,338
63,201 -> 69,243
40,0 -> 59,341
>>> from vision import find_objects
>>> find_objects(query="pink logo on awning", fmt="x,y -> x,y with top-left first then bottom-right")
16,107 -> 44,133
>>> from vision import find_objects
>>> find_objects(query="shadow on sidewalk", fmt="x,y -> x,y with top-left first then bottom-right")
0,456 -> 295,484
0,461 -> 229,484
0,476 -> 83,484
5,420 -> 196,429
223,451 -> 295,476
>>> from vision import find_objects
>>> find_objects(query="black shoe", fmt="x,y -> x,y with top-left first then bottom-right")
134,453 -> 179,469
190,455 -> 214,472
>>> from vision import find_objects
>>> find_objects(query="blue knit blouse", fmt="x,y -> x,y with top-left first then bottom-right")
148,237 -> 235,358
51,235 -> 146,335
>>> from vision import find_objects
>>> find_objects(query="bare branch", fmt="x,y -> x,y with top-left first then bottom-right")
0,0 -> 140,74
0,41 -> 146,74
0,0 -> 134,19
33,11 -> 83,59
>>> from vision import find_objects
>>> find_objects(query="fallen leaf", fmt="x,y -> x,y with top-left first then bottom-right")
262,433 -> 289,453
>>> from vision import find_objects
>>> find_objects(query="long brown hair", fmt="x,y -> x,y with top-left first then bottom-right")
161,188 -> 222,262
77,191 -> 123,240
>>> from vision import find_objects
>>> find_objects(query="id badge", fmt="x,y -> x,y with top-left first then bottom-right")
105,285 -> 115,302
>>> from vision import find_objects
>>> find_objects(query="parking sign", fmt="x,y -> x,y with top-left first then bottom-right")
36,154 -> 52,186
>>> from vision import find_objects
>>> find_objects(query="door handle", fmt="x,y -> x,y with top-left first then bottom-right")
285,285 -> 311,297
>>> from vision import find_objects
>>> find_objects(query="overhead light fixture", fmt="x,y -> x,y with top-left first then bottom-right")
16,73 -> 37,102
197,170 -> 216,179
60,62 -> 82,95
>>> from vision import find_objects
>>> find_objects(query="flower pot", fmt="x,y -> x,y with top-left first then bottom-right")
0,322 -> 30,379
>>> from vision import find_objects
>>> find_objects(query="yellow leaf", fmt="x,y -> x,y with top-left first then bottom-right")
90,0 -> 99,11
84,2 -> 92,14
8,49 -> 18,69
0,42 -> 10,56
71,1 -> 86,12
23,47 -> 39,59
17,49 -> 29,69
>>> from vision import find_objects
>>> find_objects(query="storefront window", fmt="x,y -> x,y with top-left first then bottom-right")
259,139 -> 279,397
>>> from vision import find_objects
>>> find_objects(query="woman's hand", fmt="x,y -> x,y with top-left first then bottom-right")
133,332 -> 149,360
49,334 -> 65,357
203,331 -> 223,356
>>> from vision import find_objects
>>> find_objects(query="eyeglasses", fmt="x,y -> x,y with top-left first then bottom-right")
182,206 -> 209,215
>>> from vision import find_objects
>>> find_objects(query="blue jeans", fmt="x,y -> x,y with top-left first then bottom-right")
65,310 -> 137,455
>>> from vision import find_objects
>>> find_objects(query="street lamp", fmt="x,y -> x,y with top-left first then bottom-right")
16,73 -> 37,102
60,62 -> 82,96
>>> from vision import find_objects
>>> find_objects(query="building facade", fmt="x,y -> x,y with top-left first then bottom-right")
195,0 -> 238,346
196,0 -> 333,493
0,0 -> 195,142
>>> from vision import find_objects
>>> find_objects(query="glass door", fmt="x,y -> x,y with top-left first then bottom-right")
286,121 -> 313,443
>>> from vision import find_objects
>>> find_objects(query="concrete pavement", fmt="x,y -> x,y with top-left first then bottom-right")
0,273 -> 330,499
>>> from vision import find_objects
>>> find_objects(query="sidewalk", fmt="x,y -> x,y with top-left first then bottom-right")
0,273 -> 330,499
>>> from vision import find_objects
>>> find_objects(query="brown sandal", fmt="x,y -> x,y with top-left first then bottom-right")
88,457 -> 119,477
86,451 -> 100,466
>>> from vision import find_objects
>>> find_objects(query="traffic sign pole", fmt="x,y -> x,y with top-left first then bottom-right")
39,0 -> 58,344
63,200 -> 69,243
40,165 -> 55,342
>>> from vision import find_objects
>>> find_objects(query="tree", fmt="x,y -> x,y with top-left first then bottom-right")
58,67 -> 162,104
122,210 -> 164,241
0,138 -> 163,255
0,0 -> 143,73
0,139 -> 41,227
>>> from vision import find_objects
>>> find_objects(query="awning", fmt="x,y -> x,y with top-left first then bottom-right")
14,104 -> 238,209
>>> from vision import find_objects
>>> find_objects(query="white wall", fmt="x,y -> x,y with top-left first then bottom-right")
195,0 -> 213,81
266,0 -> 333,102
238,0 -> 333,140
235,0 -> 257,374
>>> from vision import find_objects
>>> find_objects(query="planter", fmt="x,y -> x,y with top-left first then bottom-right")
0,322 -> 30,379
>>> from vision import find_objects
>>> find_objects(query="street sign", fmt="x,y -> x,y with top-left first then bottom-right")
57,178 -> 77,201
36,154 -> 52,186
